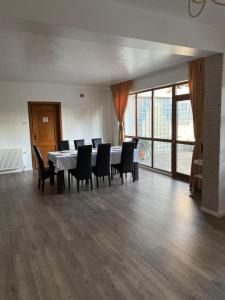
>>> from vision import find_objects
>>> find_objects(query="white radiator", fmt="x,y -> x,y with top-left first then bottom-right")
0,148 -> 23,172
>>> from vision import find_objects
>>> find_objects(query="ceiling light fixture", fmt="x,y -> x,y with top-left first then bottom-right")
188,0 -> 225,17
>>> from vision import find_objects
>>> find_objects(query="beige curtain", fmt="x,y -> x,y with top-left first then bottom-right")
111,80 -> 132,145
189,58 -> 205,188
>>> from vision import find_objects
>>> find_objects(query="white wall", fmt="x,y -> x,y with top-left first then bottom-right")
131,63 -> 188,93
0,81 -> 112,171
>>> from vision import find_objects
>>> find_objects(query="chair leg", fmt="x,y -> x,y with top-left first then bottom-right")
103,176 -> 104,182
38,179 -> 41,189
49,160 -> 55,185
68,172 -> 70,190
132,172 -> 135,183
96,177 -> 99,189
111,167 -> 114,180
108,175 -> 111,186
41,180 -> 45,192
90,177 -> 93,190
50,174 -> 54,185
77,180 -> 80,193
121,173 -> 124,184
62,171 -> 65,189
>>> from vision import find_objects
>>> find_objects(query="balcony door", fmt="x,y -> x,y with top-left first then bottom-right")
124,82 -> 194,179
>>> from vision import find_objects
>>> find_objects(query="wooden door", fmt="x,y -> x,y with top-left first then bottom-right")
28,102 -> 62,168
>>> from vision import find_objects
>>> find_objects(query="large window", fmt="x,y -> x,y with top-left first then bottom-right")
124,82 -> 195,178
154,87 -> 172,139
124,94 -> 136,136
137,91 -> 152,137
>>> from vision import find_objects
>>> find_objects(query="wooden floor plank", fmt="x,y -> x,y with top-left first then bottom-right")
0,169 -> 225,299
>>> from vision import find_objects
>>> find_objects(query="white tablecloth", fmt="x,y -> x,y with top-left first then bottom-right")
48,146 -> 138,171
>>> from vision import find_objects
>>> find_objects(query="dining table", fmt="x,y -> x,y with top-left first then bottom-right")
48,146 -> 139,193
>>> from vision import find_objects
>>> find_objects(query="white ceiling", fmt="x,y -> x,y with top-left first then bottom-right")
0,29 -> 212,86
0,0 -> 220,86
105,0 -> 225,28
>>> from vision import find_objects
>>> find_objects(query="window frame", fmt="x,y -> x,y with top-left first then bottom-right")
124,81 -> 194,180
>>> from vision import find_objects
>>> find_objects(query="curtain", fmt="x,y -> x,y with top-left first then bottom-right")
189,58 -> 205,188
111,80 -> 132,145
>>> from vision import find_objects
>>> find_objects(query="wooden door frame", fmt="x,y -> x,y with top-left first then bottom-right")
28,101 -> 63,168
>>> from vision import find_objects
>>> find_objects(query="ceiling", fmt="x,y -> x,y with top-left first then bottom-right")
0,29 -> 212,86
105,0 -> 225,28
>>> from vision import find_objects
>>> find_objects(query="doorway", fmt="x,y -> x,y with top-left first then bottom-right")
28,102 -> 62,168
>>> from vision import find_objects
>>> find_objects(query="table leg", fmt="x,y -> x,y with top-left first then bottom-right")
48,160 -> 55,185
134,162 -> 139,181
57,171 -> 65,194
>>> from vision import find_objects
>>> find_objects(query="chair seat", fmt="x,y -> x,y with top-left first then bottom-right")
70,168 -> 91,180
70,168 -> 77,176
43,166 -> 55,179
32,145 -> 56,192
92,166 -> 110,177
92,166 -> 97,175
112,164 -> 121,171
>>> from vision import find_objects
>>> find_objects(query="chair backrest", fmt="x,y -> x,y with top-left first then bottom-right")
58,140 -> 70,151
76,145 -> 92,179
32,145 -> 45,179
132,137 -> 139,149
92,138 -> 102,149
121,142 -> 135,173
74,139 -> 85,150
95,143 -> 111,176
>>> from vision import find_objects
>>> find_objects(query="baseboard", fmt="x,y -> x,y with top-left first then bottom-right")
0,169 -> 24,174
0,167 -> 33,174
200,206 -> 225,217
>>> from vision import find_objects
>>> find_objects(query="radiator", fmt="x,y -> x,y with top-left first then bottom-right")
0,148 -> 23,172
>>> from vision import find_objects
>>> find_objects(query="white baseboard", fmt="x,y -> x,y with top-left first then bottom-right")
0,167 -> 33,174
200,206 -> 225,217
0,169 -> 24,174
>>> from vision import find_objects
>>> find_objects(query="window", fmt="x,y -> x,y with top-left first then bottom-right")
124,82 -> 194,178
177,144 -> 194,175
153,141 -> 172,172
154,87 -> 172,139
137,91 -> 152,138
124,95 -> 136,136
138,139 -> 152,167
175,83 -> 189,95
177,100 -> 194,142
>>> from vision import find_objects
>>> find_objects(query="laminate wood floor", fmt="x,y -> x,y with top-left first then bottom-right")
1,169 -> 225,300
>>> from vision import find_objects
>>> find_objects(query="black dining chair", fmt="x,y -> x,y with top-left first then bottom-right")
58,140 -> 70,151
132,137 -> 139,149
92,138 -> 102,149
74,139 -> 85,150
58,140 -> 73,184
32,145 -> 56,192
70,145 -> 93,193
92,143 -> 111,188
111,141 -> 135,184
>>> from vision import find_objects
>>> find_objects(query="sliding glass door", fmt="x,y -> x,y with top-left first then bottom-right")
137,91 -> 152,167
153,87 -> 172,172
174,83 -> 195,177
124,82 -> 195,179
